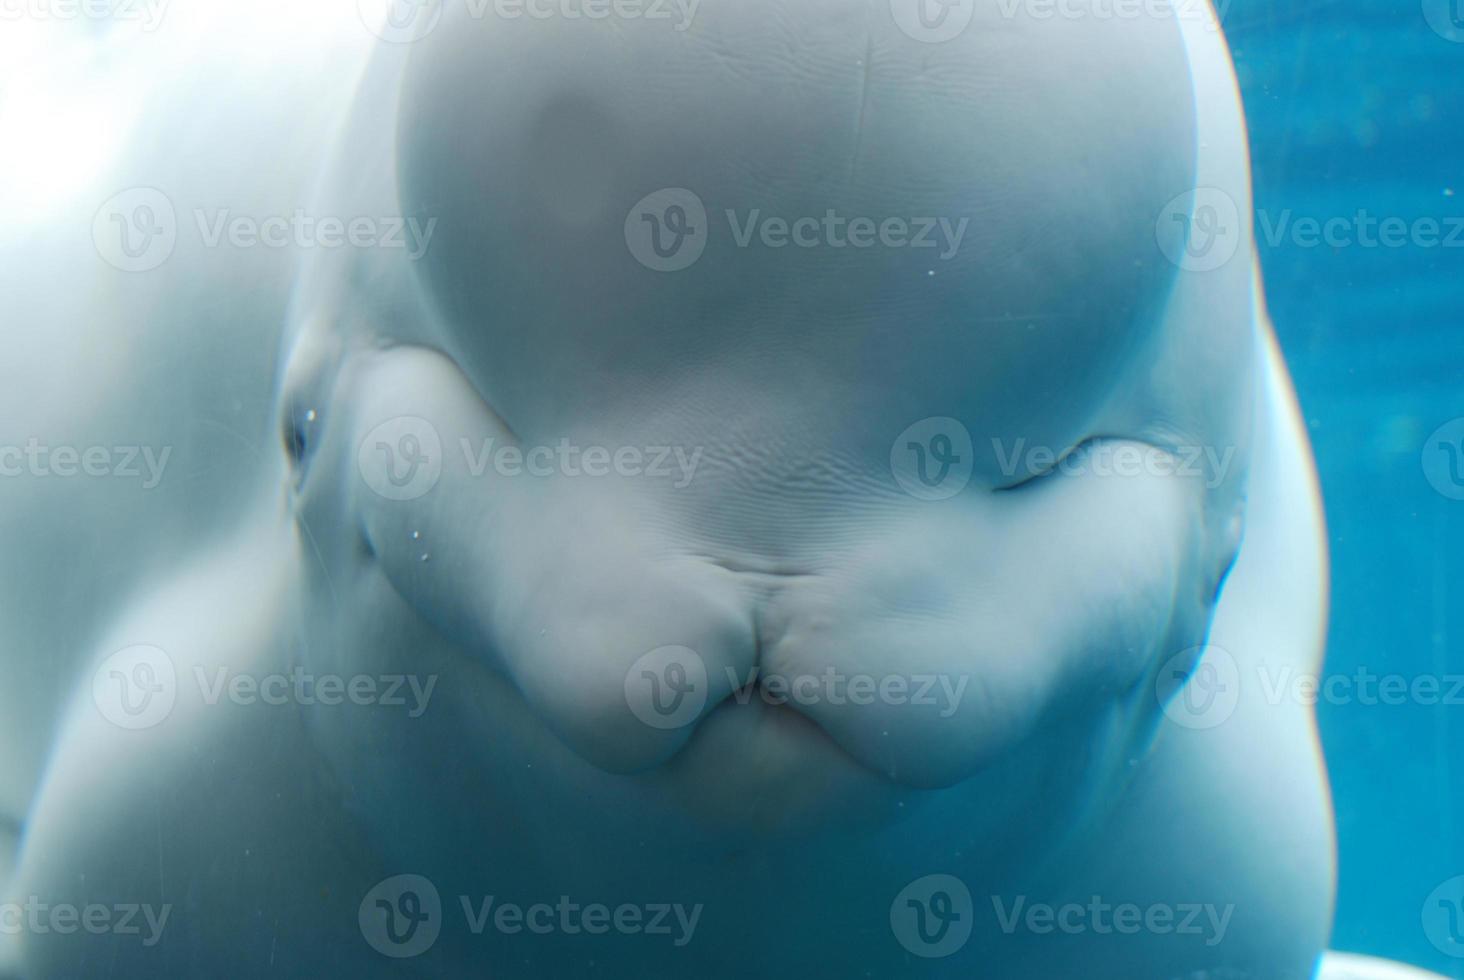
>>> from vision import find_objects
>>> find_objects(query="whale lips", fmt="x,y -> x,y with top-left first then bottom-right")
342,348 -> 1213,803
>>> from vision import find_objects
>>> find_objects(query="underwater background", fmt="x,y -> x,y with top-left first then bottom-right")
1229,0 -> 1463,973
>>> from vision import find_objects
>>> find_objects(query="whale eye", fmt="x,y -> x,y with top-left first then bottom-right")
994,437 -> 1104,493
283,404 -> 319,469
277,317 -> 341,485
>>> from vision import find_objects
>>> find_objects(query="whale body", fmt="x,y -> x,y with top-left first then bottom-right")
0,2 -> 1432,979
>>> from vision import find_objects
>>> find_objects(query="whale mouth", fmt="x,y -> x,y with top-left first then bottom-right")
330,346 -> 1233,819
656,681 -> 916,836
706,683 -> 856,776
706,678 -> 871,781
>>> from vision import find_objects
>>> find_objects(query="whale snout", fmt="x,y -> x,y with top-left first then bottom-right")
331,347 -> 1208,801
487,554 -> 759,775
483,553 -> 999,788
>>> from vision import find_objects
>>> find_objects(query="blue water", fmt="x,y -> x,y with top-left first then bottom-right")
1229,0 -> 1463,972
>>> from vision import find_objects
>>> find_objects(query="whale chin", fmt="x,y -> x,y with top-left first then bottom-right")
636,671 -> 1126,850
652,693 -> 918,839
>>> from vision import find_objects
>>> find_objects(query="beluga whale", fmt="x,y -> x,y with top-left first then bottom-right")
0,0 -> 1444,977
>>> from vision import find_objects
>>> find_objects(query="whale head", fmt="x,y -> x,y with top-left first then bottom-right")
276,0 -> 1250,858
